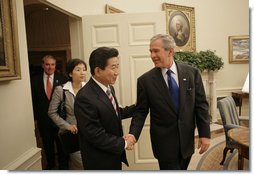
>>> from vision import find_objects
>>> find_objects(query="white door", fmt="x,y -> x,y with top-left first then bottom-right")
82,12 -> 166,170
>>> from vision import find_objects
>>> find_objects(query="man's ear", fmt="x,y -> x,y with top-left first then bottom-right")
94,67 -> 100,77
168,48 -> 174,56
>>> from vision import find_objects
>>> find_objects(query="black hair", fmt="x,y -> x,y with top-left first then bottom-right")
89,47 -> 119,75
66,58 -> 87,81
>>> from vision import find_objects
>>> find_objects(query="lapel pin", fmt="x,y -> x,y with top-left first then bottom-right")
183,78 -> 186,81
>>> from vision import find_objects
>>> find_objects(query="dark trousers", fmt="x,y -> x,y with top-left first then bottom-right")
158,155 -> 192,170
39,123 -> 69,170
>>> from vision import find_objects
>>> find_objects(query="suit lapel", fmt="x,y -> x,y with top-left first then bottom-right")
152,65 -> 189,114
176,63 -> 189,114
151,68 -> 176,111
38,74 -> 48,100
53,73 -> 62,89
90,79 -> 119,118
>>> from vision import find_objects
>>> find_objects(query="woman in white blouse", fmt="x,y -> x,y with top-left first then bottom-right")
48,58 -> 87,169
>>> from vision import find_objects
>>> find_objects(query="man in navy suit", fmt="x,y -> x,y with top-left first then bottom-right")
31,55 -> 68,170
126,34 -> 211,170
74,47 -> 135,170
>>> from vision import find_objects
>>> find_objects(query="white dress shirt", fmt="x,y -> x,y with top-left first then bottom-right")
161,61 -> 179,87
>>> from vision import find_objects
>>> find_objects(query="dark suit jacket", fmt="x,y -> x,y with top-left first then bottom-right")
74,78 -> 135,170
31,72 -> 66,134
129,62 -> 210,162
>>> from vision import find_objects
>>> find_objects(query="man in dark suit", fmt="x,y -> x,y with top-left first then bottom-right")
126,34 -> 211,170
74,47 -> 135,170
31,55 -> 68,170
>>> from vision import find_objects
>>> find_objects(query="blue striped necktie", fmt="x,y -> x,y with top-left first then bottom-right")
167,70 -> 179,111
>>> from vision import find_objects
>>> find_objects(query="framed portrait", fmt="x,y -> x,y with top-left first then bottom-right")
105,4 -> 124,14
228,35 -> 249,64
162,3 -> 196,52
0,0 -> 21,81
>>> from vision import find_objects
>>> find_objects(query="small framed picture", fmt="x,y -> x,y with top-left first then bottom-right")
162,3 -> 196,52
105,4 -> 124,14
228,35 -> 249,64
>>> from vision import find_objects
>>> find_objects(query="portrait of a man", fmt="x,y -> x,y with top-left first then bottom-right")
169,11 -> 190,47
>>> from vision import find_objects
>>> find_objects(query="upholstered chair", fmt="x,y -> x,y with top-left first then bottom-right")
217,96 -> 249,165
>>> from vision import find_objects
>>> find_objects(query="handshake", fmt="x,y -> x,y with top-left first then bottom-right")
123,134 -> 136,150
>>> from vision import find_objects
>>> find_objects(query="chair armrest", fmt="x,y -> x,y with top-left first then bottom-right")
239,116 -> 249,121
224,124 -> 241,131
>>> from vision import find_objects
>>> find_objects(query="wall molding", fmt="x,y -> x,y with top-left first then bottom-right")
217,87 -> 242,97
3,147 -> 41,170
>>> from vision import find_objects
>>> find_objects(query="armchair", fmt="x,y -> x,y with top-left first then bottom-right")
217,96 -> 249,165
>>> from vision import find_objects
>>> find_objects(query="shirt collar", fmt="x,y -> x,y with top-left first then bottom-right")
92,76 -> 109,93
170,61 -> 177,75
161,61 -> 177,75
63,81 -> 86,95
43,72 -> 54,79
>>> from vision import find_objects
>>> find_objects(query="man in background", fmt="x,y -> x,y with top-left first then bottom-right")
31,55 -> 68,170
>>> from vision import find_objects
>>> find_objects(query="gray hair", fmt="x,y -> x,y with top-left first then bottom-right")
42,55 -> 56,63
150,34 -> 176,50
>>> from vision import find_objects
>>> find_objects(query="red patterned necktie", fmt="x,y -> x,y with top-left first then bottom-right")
46,76 -> 52,99
106,87 -> 118,116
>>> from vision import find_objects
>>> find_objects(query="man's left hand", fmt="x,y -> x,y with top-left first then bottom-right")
197,137 -> 210,154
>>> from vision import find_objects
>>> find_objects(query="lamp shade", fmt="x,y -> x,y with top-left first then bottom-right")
241,73 -> 249,93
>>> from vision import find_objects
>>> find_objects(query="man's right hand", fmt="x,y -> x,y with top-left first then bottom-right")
123,134 -> 136,150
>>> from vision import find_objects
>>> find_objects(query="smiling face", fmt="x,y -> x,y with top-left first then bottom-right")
149,38 -> 174,69
95,57 -> 119,86
42,56 -> 56,75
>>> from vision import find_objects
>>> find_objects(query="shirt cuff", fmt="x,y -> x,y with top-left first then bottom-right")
124,140 -> 128,149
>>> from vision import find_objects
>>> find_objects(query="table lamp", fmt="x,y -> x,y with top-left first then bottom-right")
241,73 -> 249,93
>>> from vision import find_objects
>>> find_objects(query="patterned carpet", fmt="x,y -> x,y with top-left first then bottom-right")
193,136 -> 249,171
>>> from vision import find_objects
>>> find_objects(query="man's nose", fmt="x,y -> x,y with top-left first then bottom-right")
115,69 -> 119,75
151,52 -> 156,58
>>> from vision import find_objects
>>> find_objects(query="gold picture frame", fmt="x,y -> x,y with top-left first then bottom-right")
162,3 -> 196,52
228,35 -> 249,64
105,4 -> 124,14
0,0 -> 20,81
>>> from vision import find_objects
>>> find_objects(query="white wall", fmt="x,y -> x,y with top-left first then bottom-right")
0,0 -> 41,170
47,0 -> 249,95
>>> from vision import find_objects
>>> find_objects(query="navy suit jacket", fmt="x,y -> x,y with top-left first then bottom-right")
31,72 -> 66,133
129,62 -> 210,161
74,78 -> 135,170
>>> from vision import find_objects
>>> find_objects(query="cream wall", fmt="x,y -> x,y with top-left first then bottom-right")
0,0 -> 41,170
47,0 -> 249,95
0,0 -> 249,170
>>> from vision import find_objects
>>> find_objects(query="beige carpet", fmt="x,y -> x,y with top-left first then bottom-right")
189,135 -> 249,171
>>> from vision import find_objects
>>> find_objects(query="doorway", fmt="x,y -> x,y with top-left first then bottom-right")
23,0 -> 77,169
24,0 -> 71,78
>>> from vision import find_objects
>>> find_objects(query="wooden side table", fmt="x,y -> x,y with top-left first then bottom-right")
231,92 -> 249,115
228,127 -> 249,170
